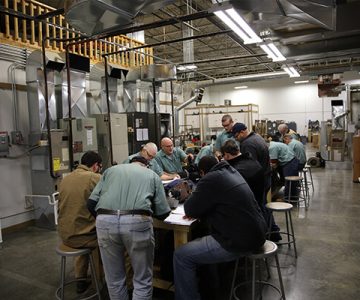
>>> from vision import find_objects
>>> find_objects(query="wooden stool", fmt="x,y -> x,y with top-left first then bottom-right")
284,176 -> 309,209
266,202 -> 297,258
229,241 -> 286,300
55,243 -> 101,300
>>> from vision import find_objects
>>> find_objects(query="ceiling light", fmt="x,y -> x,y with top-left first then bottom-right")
177,65 -> 197,71
282,66 -> 300,77
294,80 -> 309,84
234,85 -> 248,89
260,43 -> 286,62
214,8 -> 262,44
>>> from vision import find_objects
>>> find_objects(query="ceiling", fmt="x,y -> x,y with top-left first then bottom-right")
26,0 -> 360,82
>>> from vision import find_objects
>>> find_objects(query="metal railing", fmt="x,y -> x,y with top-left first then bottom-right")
0,0 -> 154,67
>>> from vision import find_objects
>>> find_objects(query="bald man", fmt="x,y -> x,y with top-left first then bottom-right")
155,137 -> 193,179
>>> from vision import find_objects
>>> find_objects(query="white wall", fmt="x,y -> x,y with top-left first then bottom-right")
200,71 -> 360,136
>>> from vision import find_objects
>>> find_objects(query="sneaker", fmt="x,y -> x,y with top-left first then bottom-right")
270,232 -> 282,243
76,280 -> 90,294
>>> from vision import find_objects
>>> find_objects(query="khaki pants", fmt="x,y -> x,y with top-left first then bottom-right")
63,234 -> 104,285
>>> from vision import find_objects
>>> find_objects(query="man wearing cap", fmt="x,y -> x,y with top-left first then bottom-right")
232,122 -> 272,199
232,123 -> 282,241
214,114 -> 239,158
87,156 -> 170,300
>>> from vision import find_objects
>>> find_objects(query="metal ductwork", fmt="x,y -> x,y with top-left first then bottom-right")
124,64 -> 176,113
174,88 -> 205,136
64,0 -> 175,36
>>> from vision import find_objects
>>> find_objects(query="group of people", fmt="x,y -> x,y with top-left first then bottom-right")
57,115 -> 305,300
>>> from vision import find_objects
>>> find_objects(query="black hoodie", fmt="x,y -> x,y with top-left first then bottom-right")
184,161 -> 267,253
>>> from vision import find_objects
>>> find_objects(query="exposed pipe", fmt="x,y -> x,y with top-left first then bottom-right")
174,88 -> 204,136
41,37 -> 58,179
104,56 -> 114,165
170,81 -> 176,141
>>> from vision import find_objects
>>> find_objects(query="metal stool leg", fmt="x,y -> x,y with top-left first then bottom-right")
285,210 -> 290,247
89,253 -> 102,300
251,259 -> 256,300
229,259 -> 239,300
288,210 -> 298,258
60,256 -> 66,300
274,254 -> 286,300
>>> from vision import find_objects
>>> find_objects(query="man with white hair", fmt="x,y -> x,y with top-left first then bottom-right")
123,142 -> 165,179
278,123 -> 299,140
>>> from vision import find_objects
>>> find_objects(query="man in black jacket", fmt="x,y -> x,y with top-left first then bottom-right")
173,156 -> 267,300
221,139 -> 264,209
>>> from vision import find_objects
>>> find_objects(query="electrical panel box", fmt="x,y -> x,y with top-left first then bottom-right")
95,113 -> 129,169
0,131 -> 9,156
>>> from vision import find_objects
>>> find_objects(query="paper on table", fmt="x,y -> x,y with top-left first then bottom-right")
164,213 -> 196,226
172,204 -> 185,215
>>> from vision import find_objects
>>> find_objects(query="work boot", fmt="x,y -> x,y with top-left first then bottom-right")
76,280 -> 90,294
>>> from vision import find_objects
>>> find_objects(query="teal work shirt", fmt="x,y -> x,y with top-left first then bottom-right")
155,148 -> 187,174
89,164 -> 170,216
269,141 -> 295,166
288,140 -> 306,164
195,144 -> 215,165
214,130 -> 239,151
123,152 -> 163,176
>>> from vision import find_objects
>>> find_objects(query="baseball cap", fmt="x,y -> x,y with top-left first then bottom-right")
130,156 -> 149,166
232,122 -> 247,134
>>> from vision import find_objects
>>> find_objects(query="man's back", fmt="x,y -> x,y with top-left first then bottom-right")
58,165 -> 100,243
90,163 -> 170,216
227,153 -> 265,207
185,161 -> 266,252
240,132 -> 271,175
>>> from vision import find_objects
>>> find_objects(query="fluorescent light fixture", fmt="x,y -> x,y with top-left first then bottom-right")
260,43 -> 286,62
282,66 -> 300,77
294,80 -> 309,84
234,85 -> 248,89
214,8 -> 262,44
177,65 -> 197,71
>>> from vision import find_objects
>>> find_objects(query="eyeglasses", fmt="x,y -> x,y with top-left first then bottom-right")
222,122 -> 232,129
144,148 -> 156,160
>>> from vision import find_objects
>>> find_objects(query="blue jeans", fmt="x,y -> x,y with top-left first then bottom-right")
96,214 -> 154,300
173,235 -> 247,300
282,158 -> 299,200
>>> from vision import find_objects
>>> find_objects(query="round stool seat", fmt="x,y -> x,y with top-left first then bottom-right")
55,243 -> 101,300
56,244 -> 92,257
285,175 -> 303,181
266,202 -> 293,211
248,240 -> 278,259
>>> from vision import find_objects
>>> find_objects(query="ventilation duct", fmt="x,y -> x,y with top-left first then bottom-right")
64,0 -> 175,36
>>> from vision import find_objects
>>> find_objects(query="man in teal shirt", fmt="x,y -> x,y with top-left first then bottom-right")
87,156 -> 170,300
155,137 -> 193,179
284,134 -> 307,170
268,135 -> 299,201
214,114 -> 239,158
123,142 -> 165,178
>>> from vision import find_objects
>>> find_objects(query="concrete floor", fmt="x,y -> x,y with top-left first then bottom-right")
1,159 -> 360,300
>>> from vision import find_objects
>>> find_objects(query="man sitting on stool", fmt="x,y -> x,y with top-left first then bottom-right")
173,156 -> 267,300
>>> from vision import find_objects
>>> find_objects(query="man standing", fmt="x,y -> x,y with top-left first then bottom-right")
58,151 -> 103,293
173,156 -> 267,300
232,122 -> 272,200
87,156 -> 170,300
214,114 -> 238,158
155,137 -> 193,179
284,134 -> 307,170
232,123 -> 282,241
